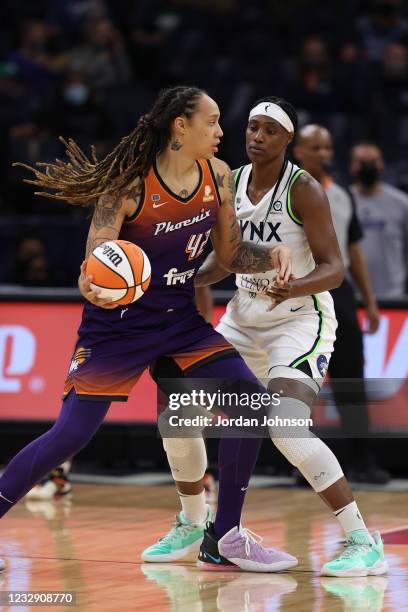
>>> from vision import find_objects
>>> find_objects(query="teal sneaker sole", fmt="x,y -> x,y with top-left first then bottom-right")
321,559 -> 388,577
141,537 -> 203,563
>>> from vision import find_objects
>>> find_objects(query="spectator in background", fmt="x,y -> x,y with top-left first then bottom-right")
333,42 -> 368,115
6,236 -> 57,286
287,37 -> 336,123
0,63 -> 34,213
0,63 -> 30,145
46,0 -> 109,45
128,0 -> 174,82
294,125 -> 390,484
67,18 -> 132,97
378,44 -> 408,152
7,20 -> 59,104
53,71 -> 112,157
381,42 -> 408,113
3,66 -> 61,214
354,0 -> 408,63
350,142 -> 408,297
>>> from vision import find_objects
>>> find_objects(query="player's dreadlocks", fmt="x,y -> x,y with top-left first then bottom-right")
14,86 -> 205,205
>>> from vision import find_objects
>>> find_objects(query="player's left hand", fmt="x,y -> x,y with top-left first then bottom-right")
265,276 -> 296,311
270,244 -> 292,283
365,302 -> 380,334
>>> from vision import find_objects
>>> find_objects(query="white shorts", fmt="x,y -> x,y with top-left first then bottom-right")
216,289 -> 337,390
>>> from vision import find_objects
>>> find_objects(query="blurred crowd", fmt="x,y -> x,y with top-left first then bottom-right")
1,0 -> 408,293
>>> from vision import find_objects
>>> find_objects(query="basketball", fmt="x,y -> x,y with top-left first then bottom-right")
86,240 -> 151,304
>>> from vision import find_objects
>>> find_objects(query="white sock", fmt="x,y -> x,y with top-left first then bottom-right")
334,501 -> 373,542
179,490 -> 207,524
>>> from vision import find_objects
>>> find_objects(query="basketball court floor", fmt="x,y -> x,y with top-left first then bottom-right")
1,483 -> 407,610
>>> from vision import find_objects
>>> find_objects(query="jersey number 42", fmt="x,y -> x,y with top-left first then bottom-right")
185,230 -> 211,261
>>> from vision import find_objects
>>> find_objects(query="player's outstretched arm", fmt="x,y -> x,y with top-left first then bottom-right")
79,188 -> 138,309
210,158 -> 292,282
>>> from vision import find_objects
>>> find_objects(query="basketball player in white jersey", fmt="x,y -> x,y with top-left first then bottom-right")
194,97 -> 387,577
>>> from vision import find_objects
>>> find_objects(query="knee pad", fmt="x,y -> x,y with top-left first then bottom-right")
162,436 -> 207,482
295,437 -> 344,492
157,404 -> 209,440
268,397 -> 313,439
269,397 -> 343,492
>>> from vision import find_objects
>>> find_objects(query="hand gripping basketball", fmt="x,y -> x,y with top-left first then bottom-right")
80,240 -> 151,307
79,261 -> 119,309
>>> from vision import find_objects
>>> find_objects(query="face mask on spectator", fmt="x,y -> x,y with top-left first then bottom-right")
63,84 -> 89,105
355,163 -> 380,187
321,159 -> 335,174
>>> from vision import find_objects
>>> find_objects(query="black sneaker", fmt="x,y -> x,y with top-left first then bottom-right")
197,522 -> 237,571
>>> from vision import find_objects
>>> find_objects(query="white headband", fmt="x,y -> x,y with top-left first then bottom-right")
249,102 -> 294,134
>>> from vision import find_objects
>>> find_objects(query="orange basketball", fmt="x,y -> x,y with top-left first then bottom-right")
86,240 -> 151,305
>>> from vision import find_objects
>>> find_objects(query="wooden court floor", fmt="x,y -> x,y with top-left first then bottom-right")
0,484 -> 407,611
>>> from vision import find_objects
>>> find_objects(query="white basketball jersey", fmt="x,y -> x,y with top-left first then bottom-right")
235,161 -> 316,295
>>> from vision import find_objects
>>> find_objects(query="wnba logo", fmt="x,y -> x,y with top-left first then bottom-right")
0,325 -> 36,392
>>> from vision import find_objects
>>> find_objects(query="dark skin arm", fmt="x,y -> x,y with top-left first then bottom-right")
209,157 -> 292,280
265,172 -> 344,308
348,241 -> 380,333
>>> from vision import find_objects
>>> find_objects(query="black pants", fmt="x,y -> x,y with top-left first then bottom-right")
329,279 -> 371,461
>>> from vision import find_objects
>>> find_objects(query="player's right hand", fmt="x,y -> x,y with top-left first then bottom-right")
78,261 -> 119,309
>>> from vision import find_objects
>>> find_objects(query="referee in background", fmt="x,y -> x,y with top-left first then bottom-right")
293,124 -> 390,484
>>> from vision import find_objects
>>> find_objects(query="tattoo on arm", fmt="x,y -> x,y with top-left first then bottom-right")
93,193 -> 122,229
216,173 -> 225,188
85,193 -> 124,258
218,168 -> 275,273
85,234 -> 118,258
226,170 -> 241,248
230,242 -> 273,272
121,184 -> 141,203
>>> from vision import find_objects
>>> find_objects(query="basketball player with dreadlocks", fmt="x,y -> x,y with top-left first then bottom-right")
0,86 -> 297,573
189,97 -> 385,576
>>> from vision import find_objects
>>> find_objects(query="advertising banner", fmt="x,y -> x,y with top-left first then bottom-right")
0,303 -> 407,430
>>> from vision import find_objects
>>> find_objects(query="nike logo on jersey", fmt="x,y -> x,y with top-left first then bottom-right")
120,308 -> 128,318
290,305 -> 304,312
152,201 -> 168,208
240,220 -> 282,242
